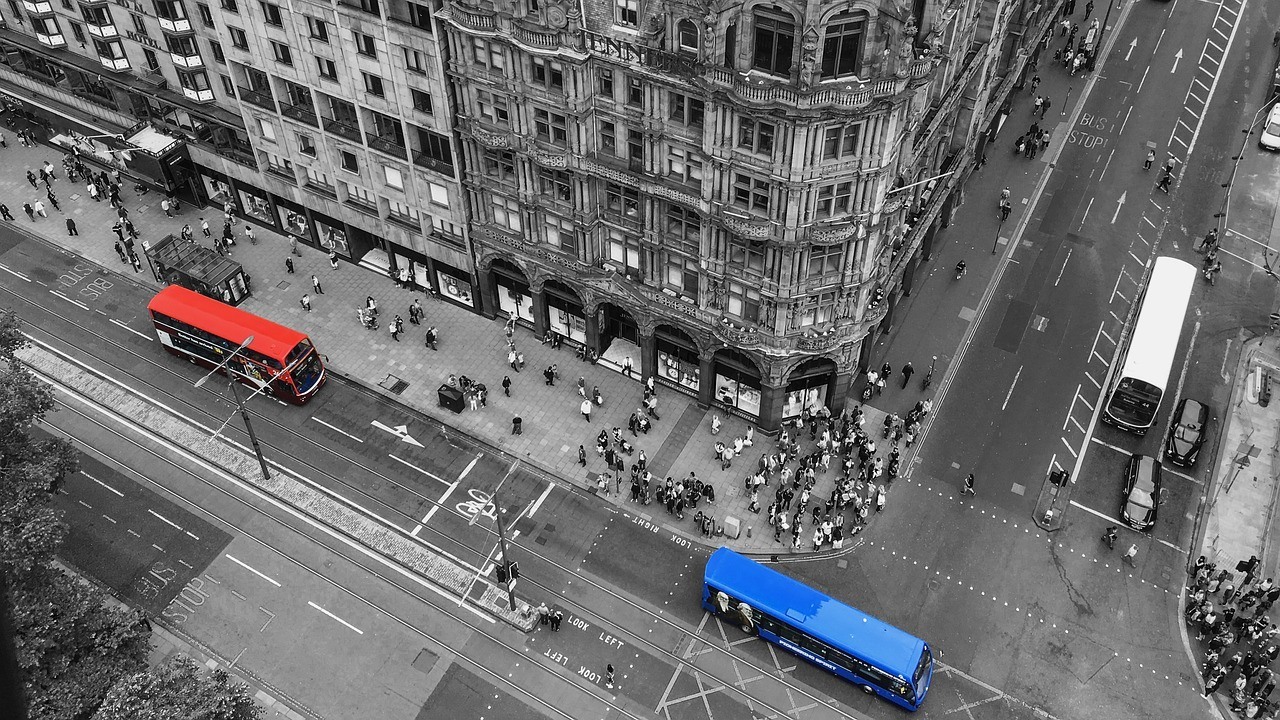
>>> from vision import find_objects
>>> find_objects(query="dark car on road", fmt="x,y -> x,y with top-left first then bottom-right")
1121,455 -> 1162,530
1166,398 -> 1209,466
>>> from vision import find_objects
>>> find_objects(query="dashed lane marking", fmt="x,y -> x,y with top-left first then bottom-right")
225,554 -> 282,588
80,470 -> 123,496
307,601 -> 363,634
310,416 -> 365,442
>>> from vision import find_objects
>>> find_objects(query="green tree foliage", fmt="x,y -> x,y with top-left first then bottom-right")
92,656 -> 261,720
10,567 -> 149,720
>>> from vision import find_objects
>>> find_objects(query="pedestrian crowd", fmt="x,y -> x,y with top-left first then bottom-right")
1190,554 -> 1280,717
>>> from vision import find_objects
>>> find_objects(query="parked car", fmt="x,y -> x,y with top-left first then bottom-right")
1121,455 -> 1162,530
1261,104 -> 1280,151
1166,398 -> 1208,466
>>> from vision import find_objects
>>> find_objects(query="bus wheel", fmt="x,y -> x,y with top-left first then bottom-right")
861,686 -> 875,695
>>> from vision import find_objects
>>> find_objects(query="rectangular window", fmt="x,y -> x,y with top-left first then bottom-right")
260,1 -> 282,25
545,215 -> 577,255
265,151 -> 293,174
345,182 -> 376,209
822,123 -> 860,160
606,182 -> 639,220
815,181 -> 852,218
69,21 -> 84,43
220,0 -> 237,12
667,147 -> 704,184
297,133 -> 316,156
665,204 -> 700,253
228,26 -> 247,49
257,117 -> 276,141
607,229 -> 641,272
306,166 -> 333,190
752,8 -> 794,75
270,41 -> 292,66
737,118 -> 775,155
363,72 -> 385,96
470,38 -> 504,70
410,89 -> 433,114
404,47 -> 426,73
615,0 -> 637,26
354,31 -> 376,57
800,291 -> 838,327
668,92 -> 705,127
538,168 -> 573,204
482,149 -> 516,182
600,120 -> 616,155
477,90 -> 509,125
209,40 -> 225,63
307,16 -> 329,41
316,56 -> 337,80
492,196 -> 522,231
626,129 -> 644,165
820,15 -> 865,79
626,76 -> 642,106
732,174 -> 770,212
219,74 -> 234,96
806,246 -> 843,278
92,38 -> 127,60
383,165 -> 404,189
597,68 -> 614,97
729,236 -> 767,275
666,255 -> 699,294
427,181 -> 448,205
727,281 -> 760,321
340,150 -> 358,172
407,1 -> 432,31
131,13 -> 148,34
414,127 -> 453,170
533,107 -> 568,145
531,57 -> 564,90
197,3 -> 214,26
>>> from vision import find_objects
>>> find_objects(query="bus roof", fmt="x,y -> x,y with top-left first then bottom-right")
147,285 -> 309,361
704,548 -> 924,677
1118,257 -> 1197,389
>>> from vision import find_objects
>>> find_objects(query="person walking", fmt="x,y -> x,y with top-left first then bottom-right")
961,473 -> 976,496
409,299 -> 422,325
508,348 -> 520,372
306,274 -> 321,295
161,197 -> 172,217
606,663 -> 615,689
550,610 -> 562,631
200,218 -> 211,238
512,416 -> 522,435
1033,96 -> 1043,116
1030,74 -> 1041,93
1040,97 -> 1051,118
25,170 -> 36,189
901,362 -> 915,388
543,366 -> 556,386
300,293 -> 311,312
46,190 -> 59,212
424,326 -> 438,350
113,240 -> 127,263
284,256 -> 295,274
581,398 -> 593,422
33,200 -> 46,218
502,375 -> 512,396
390,316 -> 402,341
22,202 -> 34,221
128,251 -> 142,273
328,250 -> 339,269
65,218 -> 77,236
244,225 -> 256,244
289,235 -> 301,256
0,204 -> 12,221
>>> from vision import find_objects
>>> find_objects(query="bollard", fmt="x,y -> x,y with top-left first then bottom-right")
747,526 -> 753,538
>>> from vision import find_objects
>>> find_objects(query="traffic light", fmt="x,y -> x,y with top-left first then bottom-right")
495,563 -> 508,583
508,561 -> 519,580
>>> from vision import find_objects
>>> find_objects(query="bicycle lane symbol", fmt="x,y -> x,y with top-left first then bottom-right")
456,487 -> 497,524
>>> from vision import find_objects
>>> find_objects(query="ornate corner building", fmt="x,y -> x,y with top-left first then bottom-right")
0,0 -> 1059,429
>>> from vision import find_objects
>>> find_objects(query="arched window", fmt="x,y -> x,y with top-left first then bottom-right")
821,12 -> 866,79
677,19 -> 699,53
752,6 -> 794,76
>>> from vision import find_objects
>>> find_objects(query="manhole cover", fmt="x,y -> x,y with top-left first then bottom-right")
927,578 -> 941,592
379,374 -> 408,394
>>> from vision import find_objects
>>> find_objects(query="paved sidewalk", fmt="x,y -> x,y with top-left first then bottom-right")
0,138 -> 849,554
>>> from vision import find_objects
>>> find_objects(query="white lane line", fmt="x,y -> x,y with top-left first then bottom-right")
1060,437 -> 1078,458
0,264 -> 30,281
81,470 -> 124,496
389,454 -> 452,486
527,482 -> 554,518
152,544 -> 165,552
308,601 -> 364,634
110,318 -> 153,340
225,554 -> 282,587
1158,538 -> 1189,554
185,530 -> 201,540
1001,366 -> 1022,411
1085,371 -> 1101,389
457,453 -> 482,481
102,514 -> 117,523
311,416 -> 364,442
1165,467 -> 1203,486
126,529 -> 140,537
1063,385 -> 1082,431
78,499 -> 92,509
1070,500 -> 1125,526
148,508 -> 182,530
1090,437 -> 1133,457
49,290 -> 90,311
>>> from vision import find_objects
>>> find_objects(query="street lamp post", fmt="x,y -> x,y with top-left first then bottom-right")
194,336 -> 271,482
484,461 -> 521,612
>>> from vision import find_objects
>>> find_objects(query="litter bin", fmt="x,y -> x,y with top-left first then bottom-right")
438,384 -> 465,413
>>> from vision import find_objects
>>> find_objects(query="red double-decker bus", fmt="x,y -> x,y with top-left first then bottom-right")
147,285 -> 326,404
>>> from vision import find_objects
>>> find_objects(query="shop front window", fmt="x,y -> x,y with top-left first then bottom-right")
657,336 -> 699,392
437,270 -> 473,305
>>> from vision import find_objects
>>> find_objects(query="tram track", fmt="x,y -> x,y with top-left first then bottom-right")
37,361 -> 865,720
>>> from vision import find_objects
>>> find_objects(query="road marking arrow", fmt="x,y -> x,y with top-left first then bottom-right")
1125,37 -> 1136,61
371,420 -> 425,447
1171,48 -> 1183,73
1111,191 -> 1126,224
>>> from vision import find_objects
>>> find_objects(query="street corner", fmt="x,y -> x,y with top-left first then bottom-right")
522,607 -> 666,702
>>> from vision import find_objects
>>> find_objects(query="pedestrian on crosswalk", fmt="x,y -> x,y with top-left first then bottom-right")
961,473 -> 976,496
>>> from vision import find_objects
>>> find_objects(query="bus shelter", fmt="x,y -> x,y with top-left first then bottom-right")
144,233 -> 250,306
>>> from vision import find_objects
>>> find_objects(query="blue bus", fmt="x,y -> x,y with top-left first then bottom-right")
701,547 -> 934,711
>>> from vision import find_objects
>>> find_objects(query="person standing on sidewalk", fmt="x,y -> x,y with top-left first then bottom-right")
543,366 -> 556,386
578,445 -> 587,466
311,274 -> 323,294
581,398 -> 593,422
87,182 -> 100,202
33,200 -> 46,219
0,204 -> 12,221
512,416 -> 522,435
113,240 -> 127,263
502,375 -> 512,396
329,250 -> 339,269
285,256 -> 295,274
961,473 -> 976,496
300,294 -> 311,312
424,326 -> 438,350
161,197 -> 172,217
65,218 -> 77,236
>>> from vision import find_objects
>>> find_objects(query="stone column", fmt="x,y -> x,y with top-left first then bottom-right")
476,264 -> 499,319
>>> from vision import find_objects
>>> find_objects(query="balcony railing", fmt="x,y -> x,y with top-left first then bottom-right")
170,52 -> 203,68
99,56 -> 130,71
182,86 -> 214,103
35,32 -> 65,48
322,118 -> 362,141
158,16 -> 192,33
86,21 -> 119,38
280,101 -> 318,126
237,86 -> 276,112
411,151 -> 452,175
21,0 -> 53,14
364,132 -> 405,157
